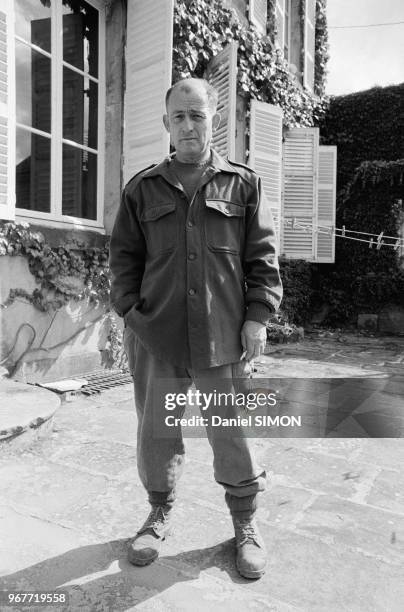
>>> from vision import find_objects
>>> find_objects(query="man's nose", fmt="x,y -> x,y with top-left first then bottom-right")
182,115 -> 194,131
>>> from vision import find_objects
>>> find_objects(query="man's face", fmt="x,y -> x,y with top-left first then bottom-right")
163,84 -> 220,162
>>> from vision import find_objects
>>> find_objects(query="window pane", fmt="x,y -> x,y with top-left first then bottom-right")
62,1 -> 99,77
16,40 -> 51,133
63,68 -> 98,148
16,127 -> 51,213
15,0 -> 52,53
62,145 -> 97,220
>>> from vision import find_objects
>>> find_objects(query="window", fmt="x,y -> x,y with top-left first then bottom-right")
14,0 -> 105,227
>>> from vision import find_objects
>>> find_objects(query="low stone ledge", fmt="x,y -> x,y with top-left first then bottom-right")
0,378 -> 60,450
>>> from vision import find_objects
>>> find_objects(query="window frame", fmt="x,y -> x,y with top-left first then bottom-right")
14,0 -> 106,232
248,0 -> 268,36
284,0 -> 291,61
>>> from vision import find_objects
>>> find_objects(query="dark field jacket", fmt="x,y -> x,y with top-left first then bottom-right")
109,149 -> 283,369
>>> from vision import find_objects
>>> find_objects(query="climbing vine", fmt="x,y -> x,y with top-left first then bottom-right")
312,161 -> 404,324
104,311 -> 128,370
0,222 -> 129,372
173,0 -> 329,127
0,222 -> 110,312
314,0 -> 329,97
320,83 -> 404,192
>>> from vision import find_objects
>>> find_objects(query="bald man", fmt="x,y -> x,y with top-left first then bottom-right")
109,78 -> 282,579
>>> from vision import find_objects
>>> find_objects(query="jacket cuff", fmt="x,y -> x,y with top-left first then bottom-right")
245,302 -> 273,326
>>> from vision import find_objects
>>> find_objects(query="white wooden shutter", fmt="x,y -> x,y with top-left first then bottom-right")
249,100 -> 283,242
282,127 -> 319,260
249,0 -> 268,35
316,146 -> 336,262
123,0 -> 173,183
0,0 -> 15,220
205,41 -> 237,159
275,0 -> 285,52
303,0 -> 315,91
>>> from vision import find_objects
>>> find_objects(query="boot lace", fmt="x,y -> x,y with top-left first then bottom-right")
234,519 -> 261,547
141,506 -> 170,535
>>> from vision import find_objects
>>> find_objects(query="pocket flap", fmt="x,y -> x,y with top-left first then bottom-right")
205,200 -> 245,217
141,203 -> 176,222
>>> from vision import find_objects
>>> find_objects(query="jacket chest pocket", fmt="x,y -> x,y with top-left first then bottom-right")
204,199 -> 245,255
141,203 -> 177,256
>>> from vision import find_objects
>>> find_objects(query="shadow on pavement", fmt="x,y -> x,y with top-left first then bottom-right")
0,537 -> 248,610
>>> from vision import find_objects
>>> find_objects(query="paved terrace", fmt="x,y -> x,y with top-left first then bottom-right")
0,333 -> 403,611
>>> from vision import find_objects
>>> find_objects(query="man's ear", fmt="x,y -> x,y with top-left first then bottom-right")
212,112 -> 221,131
163,114 -> 170,133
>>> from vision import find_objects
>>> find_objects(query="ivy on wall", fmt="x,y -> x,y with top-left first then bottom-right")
314,0 -> 329,97
0,222 -> 110,312
319,83 -> 404,193
312,161 -> 404,324
314,83 -> 404,324
0,222 -> 129,372
173,0 -> 329,127
279,258 -> 313,325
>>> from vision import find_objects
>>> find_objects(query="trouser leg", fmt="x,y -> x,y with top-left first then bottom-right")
192,361 -> 266,514
124,326 -> 190,504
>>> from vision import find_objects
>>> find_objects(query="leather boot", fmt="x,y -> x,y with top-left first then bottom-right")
128,505 -> 172,566
232,514 -> 266,579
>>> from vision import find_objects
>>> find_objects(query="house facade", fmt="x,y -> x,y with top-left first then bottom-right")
0,0 -> 336,382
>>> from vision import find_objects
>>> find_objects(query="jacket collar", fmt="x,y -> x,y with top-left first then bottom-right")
144,149 -> 242,181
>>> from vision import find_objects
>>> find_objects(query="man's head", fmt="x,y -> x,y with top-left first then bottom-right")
163,78 -> 220,163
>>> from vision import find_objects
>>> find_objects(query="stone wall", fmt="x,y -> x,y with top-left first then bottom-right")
0,256 -> 113,383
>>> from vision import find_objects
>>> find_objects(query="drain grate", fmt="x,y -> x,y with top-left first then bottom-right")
80,369 -> 133,395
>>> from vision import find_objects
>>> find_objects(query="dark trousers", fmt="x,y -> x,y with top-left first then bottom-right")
124,326 -> 266,514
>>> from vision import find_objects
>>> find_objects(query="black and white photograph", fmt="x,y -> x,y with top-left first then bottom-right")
0,0 -> 403,610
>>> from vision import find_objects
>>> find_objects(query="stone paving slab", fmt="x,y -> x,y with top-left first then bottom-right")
257,484 -> 315,527
53,401 -> 137,445
0,452 -> 109,521
0,505 -> 91,576
256,356 -> 387,378
34,429 -> 137,479
254,442 -> 380,500
366,469 -> 404,515
256,437 -> 364,457
293,494 -> 404,564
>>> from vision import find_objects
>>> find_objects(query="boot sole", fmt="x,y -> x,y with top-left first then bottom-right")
128,550 -> 158,566
236,559 -> 266,579
128,530 -> 172,566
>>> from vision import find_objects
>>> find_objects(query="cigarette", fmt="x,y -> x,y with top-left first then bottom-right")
240,350 -> 247,360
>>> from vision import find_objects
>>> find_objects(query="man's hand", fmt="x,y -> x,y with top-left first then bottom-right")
240,321 -> 267,362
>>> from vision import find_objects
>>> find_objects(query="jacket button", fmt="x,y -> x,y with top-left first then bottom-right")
188,253 -> 196,260
188,289 -> 196,296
